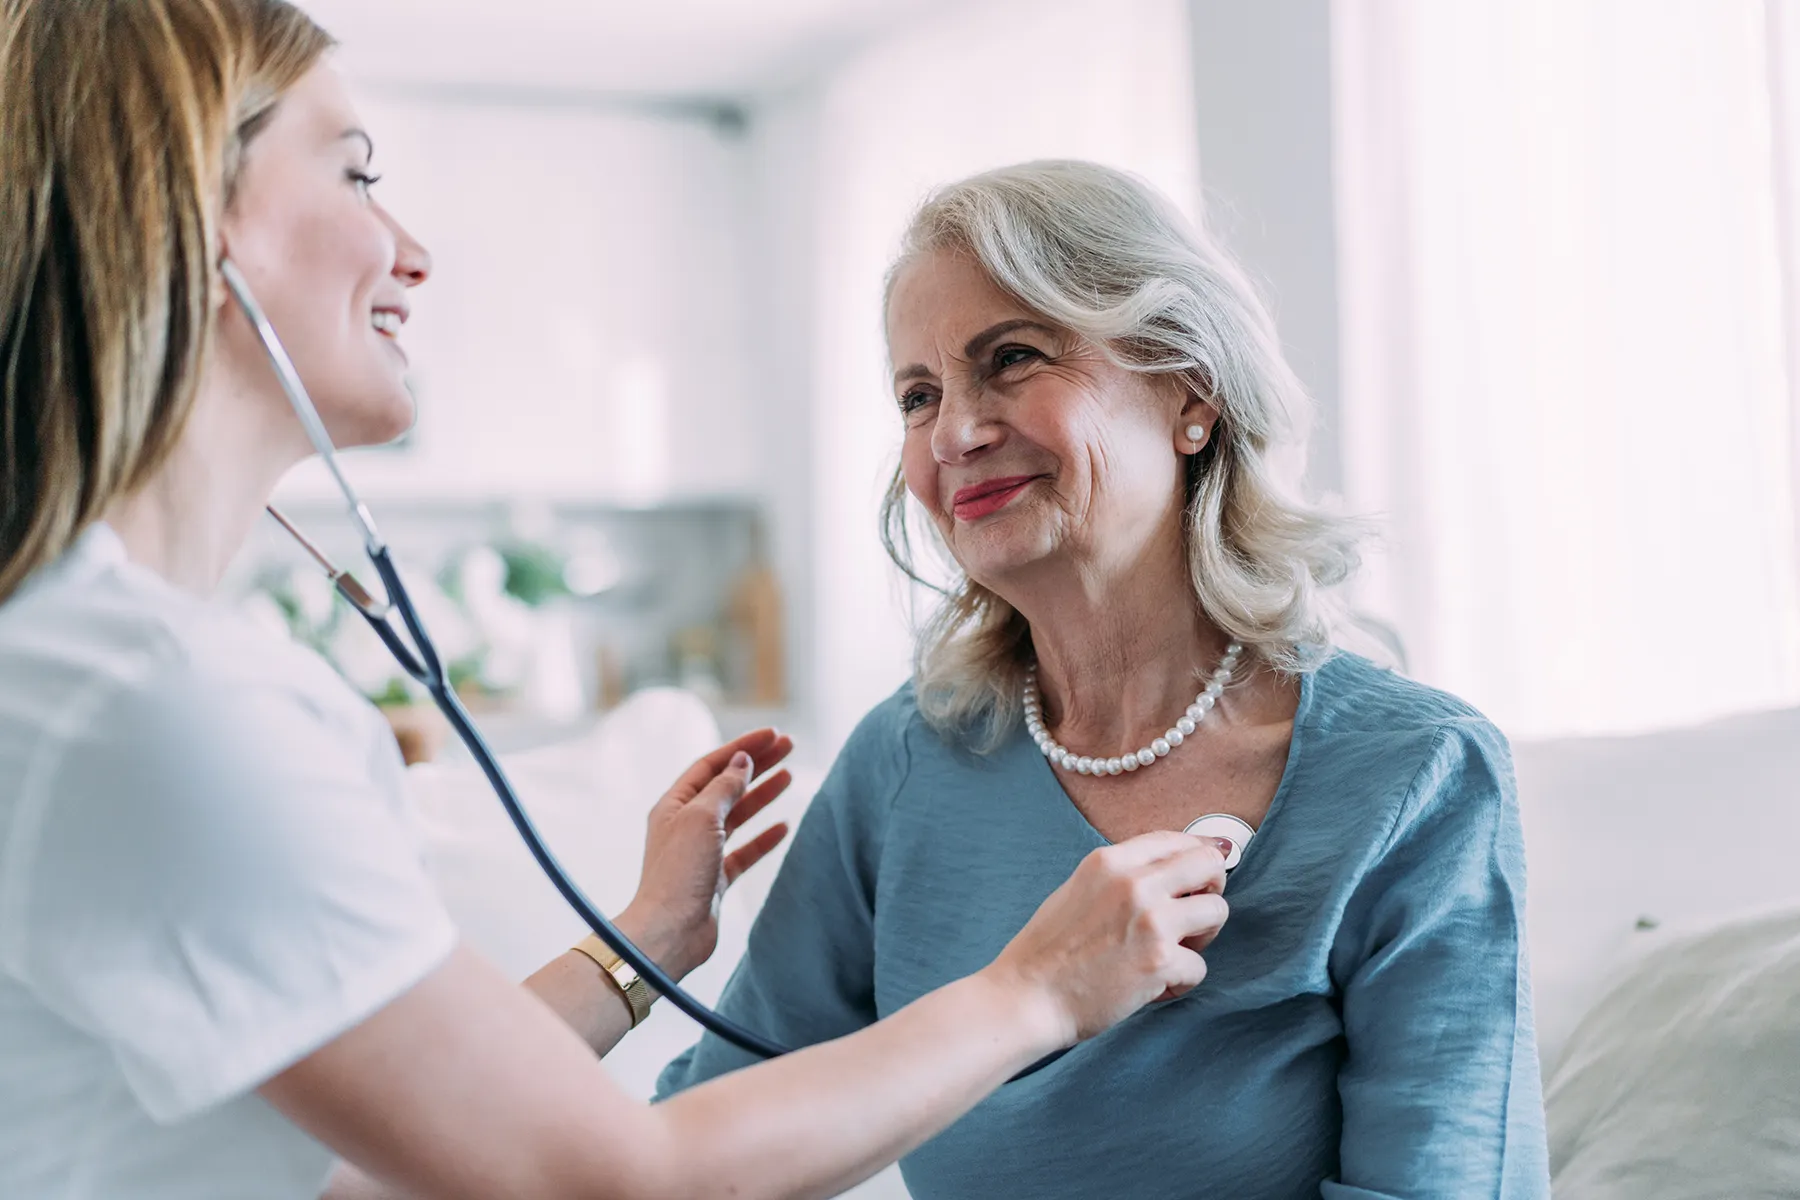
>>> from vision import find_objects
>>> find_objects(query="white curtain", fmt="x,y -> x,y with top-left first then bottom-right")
1333,0 -> 1800,738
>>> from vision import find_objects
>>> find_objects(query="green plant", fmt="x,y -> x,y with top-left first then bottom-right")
498,541 -> 571,607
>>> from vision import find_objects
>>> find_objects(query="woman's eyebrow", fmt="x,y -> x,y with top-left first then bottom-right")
893,319 -> 1059,386
963,319 -> 1057,360
339,128 -> 374,161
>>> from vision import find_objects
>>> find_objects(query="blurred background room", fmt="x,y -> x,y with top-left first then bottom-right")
258,1 -> 1800,1192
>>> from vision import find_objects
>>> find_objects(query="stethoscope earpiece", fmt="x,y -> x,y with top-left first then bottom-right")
1183,812 -> 1255,871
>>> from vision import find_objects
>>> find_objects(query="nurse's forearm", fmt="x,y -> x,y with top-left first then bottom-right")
322,912 -> 681,1200
649,967 -> 1064,1200
320,967 -> 1060,1200
523,950 -> 636,1057
521,908 -> 674,1058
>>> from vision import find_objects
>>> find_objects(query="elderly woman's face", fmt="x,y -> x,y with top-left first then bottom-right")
888,249 -> 1199,588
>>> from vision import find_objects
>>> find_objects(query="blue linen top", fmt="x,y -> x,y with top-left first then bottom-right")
656,652 -> 1550,1199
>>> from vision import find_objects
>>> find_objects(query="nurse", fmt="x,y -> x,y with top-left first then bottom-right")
0,2 -> 1235,1198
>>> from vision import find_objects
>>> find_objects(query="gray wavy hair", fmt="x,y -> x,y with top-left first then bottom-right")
880,159 -> 1364,751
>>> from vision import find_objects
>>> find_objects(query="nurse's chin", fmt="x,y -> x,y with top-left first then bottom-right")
339,392 -> 418,450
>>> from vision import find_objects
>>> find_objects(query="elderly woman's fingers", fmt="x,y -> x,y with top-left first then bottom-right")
1146,839 -> 1231,899
1172,893 -> 1230,954
1097,829 -> 1210,872
1155,949 -> 1210,1002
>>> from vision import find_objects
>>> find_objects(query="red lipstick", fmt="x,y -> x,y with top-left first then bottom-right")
951,475 -> 1040,521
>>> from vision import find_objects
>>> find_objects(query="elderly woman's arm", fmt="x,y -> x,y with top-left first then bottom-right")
1326,720 -> 1552,1200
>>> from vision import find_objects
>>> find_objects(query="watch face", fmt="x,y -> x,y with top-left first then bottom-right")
1182,813 -> 1255,871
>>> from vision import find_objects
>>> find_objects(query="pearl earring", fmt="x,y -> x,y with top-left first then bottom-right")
1185,423 -> 1208,446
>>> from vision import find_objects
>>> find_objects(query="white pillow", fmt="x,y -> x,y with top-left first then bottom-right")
1545,905 -> 1800,1198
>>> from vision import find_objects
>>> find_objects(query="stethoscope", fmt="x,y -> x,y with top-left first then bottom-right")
222,257 -> 1257,1077
1183,814 -> 1254,871
221,259 -> 790,1063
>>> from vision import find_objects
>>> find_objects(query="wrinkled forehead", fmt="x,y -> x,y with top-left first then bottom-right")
885,249 -> 1039,364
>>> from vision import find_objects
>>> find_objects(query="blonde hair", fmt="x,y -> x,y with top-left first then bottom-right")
0,0 -> 333,603
881,160 -> 1363,750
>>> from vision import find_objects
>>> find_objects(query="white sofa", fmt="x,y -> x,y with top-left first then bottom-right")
1515,704 -> 1800,1195
1514,703 -> 1800,1072
408,690 -> 1800,1198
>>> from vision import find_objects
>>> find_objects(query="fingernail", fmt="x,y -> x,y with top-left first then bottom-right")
1212,838 -> 1236,857
731,751 -> 752,772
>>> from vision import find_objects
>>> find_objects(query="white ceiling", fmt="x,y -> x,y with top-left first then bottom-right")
303,0 -> 953,103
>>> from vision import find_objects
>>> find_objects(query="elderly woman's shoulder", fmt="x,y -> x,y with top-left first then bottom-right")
833,679 -> 1004,780
828,681 -> 927,776
803,684 -> 931,834
1309,650 -> 1517,809
1308,650 -> 1511,784
1313,651 -> 1498,734
842,680 -> 924,740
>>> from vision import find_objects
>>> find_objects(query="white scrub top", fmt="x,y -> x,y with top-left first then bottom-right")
0,524 -> 458,1199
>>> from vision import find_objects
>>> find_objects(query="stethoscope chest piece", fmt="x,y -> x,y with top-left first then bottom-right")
1182,813 -> 1255,871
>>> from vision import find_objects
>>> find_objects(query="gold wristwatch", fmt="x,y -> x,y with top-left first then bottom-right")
571,934 -> 656,1028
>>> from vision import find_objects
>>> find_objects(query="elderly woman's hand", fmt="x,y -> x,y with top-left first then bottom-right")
614,729 -> 795,983
984,832 -> 1232,1045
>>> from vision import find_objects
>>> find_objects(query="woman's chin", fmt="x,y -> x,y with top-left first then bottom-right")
954,531 -> 1055,586
374,395 -> 417,444
327,393 -> 415,449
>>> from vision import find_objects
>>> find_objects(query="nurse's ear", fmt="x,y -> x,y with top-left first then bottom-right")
212,237 -> 237,315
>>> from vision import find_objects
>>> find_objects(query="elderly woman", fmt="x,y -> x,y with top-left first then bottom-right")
658,160 -> 1549,1198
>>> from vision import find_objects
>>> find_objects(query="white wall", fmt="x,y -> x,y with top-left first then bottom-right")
742,93 -> 826,740
277,94 -> 759,506
1188,0 -> 1343,497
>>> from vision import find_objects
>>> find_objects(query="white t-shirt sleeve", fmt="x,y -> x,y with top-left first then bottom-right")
0,655 -> 458,1123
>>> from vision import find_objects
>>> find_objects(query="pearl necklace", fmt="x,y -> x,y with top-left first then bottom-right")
1024,642 -> 1244,777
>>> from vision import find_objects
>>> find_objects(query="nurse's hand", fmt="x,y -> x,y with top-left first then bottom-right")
613,728 -> 795,982
984,831 -> 1231,1045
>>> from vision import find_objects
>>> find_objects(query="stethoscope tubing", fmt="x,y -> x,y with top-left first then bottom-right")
365,548 -> 793,1058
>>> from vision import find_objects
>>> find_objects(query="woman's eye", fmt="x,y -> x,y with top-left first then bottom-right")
347,169 -> 383,198
994,344 -> 1041,370
898,389 -> 936,415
